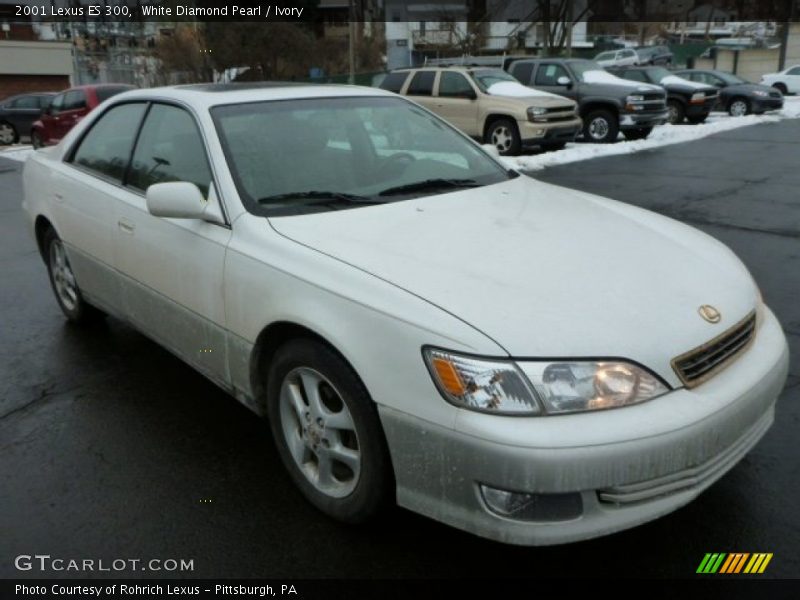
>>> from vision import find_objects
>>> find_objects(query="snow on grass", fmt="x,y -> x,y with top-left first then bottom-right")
0,145 -> 34,163
499,100 -> 800,172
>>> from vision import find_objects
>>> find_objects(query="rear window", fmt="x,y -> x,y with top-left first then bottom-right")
406,71 -> 436,96
96,86 -> 133,103
379,72 -> 410,93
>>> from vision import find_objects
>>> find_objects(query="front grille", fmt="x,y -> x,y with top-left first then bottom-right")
544,105 -> 575,114
672,311 -> 756,388
545,115 -> 578,123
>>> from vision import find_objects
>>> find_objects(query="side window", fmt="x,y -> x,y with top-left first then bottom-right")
49,93 -> 65,114
511,62 -> 534,84
623,49 -> 636,59
406,71 -> 436,96
787,67 -> 800,76
71,103 -> 147,183
535,63 -> 569,86
128,104 -> 212,197
379,71 -> 410,93
11,96 -> 40,109
63,90 -> 87,111
438,72 -> 473,97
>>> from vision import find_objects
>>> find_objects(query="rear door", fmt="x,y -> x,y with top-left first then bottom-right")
432,71 -> 479,135
55,101 -> 148,311
40,93 -> 64,144
114,102 -> 231,386
403,70 -> 438,113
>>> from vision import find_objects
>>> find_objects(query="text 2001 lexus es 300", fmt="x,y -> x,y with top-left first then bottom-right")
22,84 -> 788,545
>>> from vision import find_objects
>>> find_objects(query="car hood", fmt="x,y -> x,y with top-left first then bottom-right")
269,176 -> 757,384
728,82 -> 777,95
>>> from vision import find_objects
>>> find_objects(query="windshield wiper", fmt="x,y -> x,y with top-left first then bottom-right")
378,178 -> 480,197
256,190 -> 382,207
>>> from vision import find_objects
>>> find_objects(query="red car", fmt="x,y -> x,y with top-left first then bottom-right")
31,83 -> 134,148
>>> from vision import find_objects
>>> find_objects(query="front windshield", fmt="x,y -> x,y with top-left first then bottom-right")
647,67 -> 673,82
568,60 -> 606,82
469,69 -> 518,92
211,96 -> 510,216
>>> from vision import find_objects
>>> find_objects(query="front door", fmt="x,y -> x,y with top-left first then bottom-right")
533,63 -> 578,100
113,102 -> 232,386
433,71 -> 480,136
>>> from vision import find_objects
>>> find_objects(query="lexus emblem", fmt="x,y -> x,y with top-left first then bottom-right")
698,305 -> 721,324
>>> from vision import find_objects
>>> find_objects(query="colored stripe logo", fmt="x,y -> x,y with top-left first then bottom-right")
697,553 -> 773,574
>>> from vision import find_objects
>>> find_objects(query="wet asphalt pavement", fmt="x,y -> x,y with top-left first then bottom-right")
1,120 -> 799,580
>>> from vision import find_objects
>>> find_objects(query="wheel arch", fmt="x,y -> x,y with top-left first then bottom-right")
579,101 -> 619,119
34,215 -> 56,261
482,113 -> 517,139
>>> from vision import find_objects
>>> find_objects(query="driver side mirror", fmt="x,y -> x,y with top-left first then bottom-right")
557,76 -> 572,87
146,181 -> 218,222
461,89 -> 478,100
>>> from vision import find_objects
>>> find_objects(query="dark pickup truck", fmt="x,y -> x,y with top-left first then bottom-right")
607,66 -> 719,124
507,58 -> 669,143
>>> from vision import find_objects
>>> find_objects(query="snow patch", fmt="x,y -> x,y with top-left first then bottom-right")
581,70 -> 660,91
660,75 -> 709,89
486,81 -> 562,100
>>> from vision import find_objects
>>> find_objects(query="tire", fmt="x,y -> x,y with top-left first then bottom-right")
31,130 -> 44,149
622,127 -> 653,141
686,114 -> 708,124
666,99 -> 685,125
485,118 -> 521,156
728,97 -> 750,117
266,339 -> 393,524
772,83 -> 788,95
583,109 -> 619,143
43,227 -> 105,324
0,121 -> 18,145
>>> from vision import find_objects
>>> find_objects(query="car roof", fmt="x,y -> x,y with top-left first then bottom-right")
106,82 -> 395,109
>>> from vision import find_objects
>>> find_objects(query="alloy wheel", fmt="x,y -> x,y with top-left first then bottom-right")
0,123 -> 15,145
588,117 -> 610,140
278,366 -> 361,498
730,100 -> 748,117
491,126 -> 513,153
50,239 -> 78,312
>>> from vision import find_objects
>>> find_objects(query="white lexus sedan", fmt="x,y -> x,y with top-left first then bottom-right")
22,83 -> 789,545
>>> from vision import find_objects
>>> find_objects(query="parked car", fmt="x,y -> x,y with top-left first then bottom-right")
380,66 -> 582,155
760,65 -> 800,95
31,84 -> 134,148
22,83 -> 788,545
508,58 -> 668,143
673,69 -> 784,116
594,48 -> 639,68
635,45 -> 674,66
0,92 -> 55,145
607,66 -> 719,124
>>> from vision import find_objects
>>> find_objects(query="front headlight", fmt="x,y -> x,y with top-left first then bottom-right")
527,106 -> 548,121
691,92 -> 705,102
424,348 -> 669,415
520,361 -> 669,414
752,90 -> 768,97
626,94 -> 645,102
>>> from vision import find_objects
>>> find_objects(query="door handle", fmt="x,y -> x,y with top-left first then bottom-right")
118,219 -> 135,234
53,192 -> 64,203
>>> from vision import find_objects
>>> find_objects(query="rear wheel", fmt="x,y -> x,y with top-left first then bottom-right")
622,127 -> 653,141
43,228 -> 105,324
267,339 -> 393,523
485,118 -> 521,156
666,100 -> 685,125
583,109 -> 618,143
772,83 -> 788,95
728,97 -> 750,117
31,130 -> 44,149
0,121 -> 18,145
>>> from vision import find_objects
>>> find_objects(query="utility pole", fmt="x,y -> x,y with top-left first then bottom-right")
348,0 -> 356,84
565,0 -> 573,58
778,0 -> 796,71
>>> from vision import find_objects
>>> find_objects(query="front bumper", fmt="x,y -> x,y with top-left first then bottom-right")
519,117 -> 582,146
751,96 -> 784,113
686,100 -> 716,118
619,109 -> 669,129
380,306 -> 789,545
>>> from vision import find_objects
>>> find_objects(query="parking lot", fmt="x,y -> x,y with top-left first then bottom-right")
1,118 -> 798,579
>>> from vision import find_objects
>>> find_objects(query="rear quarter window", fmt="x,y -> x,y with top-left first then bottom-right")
406,71 -> 436,96
379,72 -> 410,93
510,62 -> 534,85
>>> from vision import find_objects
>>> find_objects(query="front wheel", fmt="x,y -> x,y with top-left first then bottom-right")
772,83 -> 788,95
485,118 -> 521,156
0,122 -> 18,145
43,228 -> 105,324
667,100 -> 685,125
728,97 -> 750,117
583,109 -> 619,143
266,339 -> 393,524
622,127 -> 653,141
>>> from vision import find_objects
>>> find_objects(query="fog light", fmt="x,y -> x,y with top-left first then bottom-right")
480,484 -> 583,522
